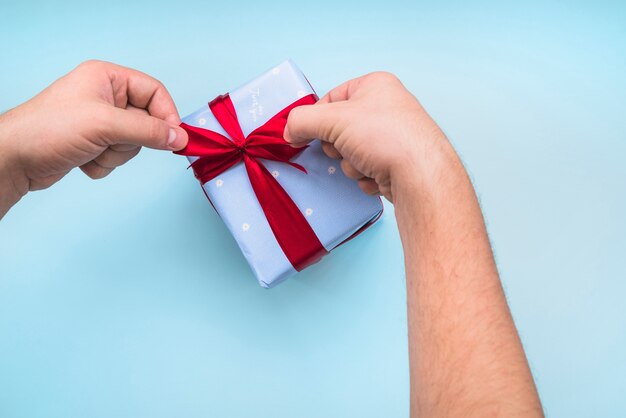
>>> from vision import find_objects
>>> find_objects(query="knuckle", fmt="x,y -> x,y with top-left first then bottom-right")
340,159 -> 357,178
85,164 -> 110,180
358,179 -> 379,195
368,71 -> 400,84
321,142 -> 340,158
96,151 -> 114,168
357,181 -> 371,193
154,78 -> 166,90
127,146 -> 141,158
77,59 -> 105,72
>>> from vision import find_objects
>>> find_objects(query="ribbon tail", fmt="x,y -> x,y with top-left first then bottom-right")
243,155 -> 327,271
285,161 -> 308,174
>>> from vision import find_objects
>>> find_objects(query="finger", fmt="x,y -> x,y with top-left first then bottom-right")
357,178 -> 381,195
102,107 -> 188,150
284,102 -> 345,146
317,80 -> 352,104
341,159 -> 366,180
110,143 -> 140,152
107,64 -> 182,126
322,141 -> 342,159
126,104 -> 149,115
108,106 -> 146,151
317,75 -> 368,104
93,146 -> 141,169
80,161 -> 114,180
29,171 -> 70,191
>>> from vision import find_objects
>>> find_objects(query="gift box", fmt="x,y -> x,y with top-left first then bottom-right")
177,60 -> 383,288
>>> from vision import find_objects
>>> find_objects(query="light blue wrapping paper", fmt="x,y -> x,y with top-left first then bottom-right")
181,60 -> 383,287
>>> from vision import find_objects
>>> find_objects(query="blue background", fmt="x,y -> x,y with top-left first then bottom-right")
0,1 -> 624,417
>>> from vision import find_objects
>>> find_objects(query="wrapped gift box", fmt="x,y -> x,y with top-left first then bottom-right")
178,60 -> 383,288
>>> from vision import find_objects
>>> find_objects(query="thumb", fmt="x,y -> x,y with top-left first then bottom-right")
105,107 -> 189,150
284,102 -> 344,147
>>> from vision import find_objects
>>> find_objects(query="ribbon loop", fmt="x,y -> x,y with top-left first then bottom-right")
177,93 -> 327,270
208,94 -> 246,143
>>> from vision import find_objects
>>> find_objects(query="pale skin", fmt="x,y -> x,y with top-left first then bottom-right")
285,72 -> 544,417
0,62 -> 542,417
0,60 -> 189,217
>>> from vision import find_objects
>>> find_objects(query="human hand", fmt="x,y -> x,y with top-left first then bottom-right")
0,60 -> 188,207
287,73 -> 544,418
284,72 -> 456,202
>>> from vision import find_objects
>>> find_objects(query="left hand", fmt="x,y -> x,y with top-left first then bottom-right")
0,60 -> 188,199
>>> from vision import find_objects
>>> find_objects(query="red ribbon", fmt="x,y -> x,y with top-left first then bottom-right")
176,94 -> 328,271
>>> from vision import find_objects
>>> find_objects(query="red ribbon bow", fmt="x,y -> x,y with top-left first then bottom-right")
176,94 -> 327,270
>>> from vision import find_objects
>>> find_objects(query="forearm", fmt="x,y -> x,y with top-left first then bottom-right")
0,111 -> 27,219
394,139 -> 542,417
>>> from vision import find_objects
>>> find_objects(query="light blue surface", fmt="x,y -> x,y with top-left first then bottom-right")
0,1 -> 624,417
181,59 -> 382,287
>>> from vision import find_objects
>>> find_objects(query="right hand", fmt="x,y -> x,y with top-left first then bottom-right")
284,72 -> 454,202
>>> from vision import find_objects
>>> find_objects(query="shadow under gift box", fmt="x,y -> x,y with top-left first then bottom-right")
179,59 -> 383,288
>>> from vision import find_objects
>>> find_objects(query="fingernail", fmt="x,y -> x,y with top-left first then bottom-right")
283,127 -> 292,143
168,128 -> 180,149
283,128 -> 303,148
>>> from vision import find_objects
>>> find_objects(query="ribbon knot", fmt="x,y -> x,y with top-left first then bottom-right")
176,93 -> 327,271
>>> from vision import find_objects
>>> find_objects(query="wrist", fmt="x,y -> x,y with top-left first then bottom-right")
390,130 -> 486,265
0,111 -> 28,218
390,131 -> 465,203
